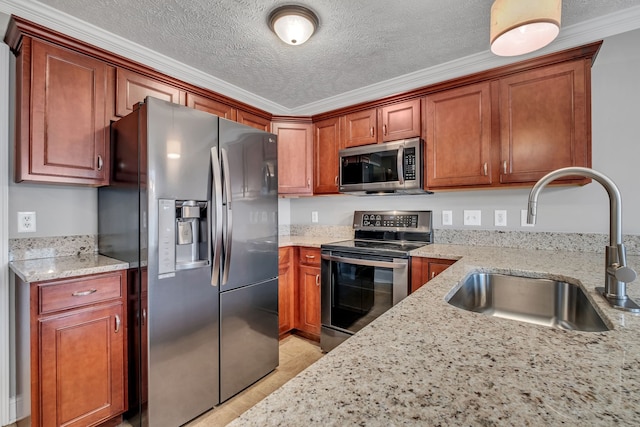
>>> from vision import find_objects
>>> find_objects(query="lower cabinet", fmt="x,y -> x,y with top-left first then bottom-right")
410,257 -> 455,293
278,247 -> 295,336
296,263 -> 321,339
17,270 -> 127,427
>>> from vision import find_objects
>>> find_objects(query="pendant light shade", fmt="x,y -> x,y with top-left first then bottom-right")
268,5 -> 319,46
490,0 -> 562,56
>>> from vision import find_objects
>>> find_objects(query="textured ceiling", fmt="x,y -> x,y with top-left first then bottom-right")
5,0 -> 640,111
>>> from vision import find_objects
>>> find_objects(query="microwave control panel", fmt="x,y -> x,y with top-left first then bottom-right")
403,147 -> 416,180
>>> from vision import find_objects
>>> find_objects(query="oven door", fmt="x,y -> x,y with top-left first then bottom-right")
320,250 -> 408,351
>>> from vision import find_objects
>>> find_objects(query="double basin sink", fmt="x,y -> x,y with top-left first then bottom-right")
447,272 -> 610,332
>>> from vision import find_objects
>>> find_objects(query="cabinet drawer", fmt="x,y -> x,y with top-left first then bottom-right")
298,247 -> 321,267
39,272 -> 124,314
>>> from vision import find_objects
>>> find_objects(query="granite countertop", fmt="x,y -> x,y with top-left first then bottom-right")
230,243 -> 640,426
10,254 -> 129,283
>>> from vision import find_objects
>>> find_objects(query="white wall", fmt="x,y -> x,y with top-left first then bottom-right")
289,28 -> 640,236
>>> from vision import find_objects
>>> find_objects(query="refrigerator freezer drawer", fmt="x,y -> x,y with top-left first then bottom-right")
219,278 -> 279,402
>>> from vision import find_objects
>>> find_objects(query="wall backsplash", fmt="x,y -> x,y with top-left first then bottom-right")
9,235 -> 97,261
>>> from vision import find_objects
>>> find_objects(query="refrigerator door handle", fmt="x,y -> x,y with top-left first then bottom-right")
211,147 -> 223,287
221,147 -> 233,286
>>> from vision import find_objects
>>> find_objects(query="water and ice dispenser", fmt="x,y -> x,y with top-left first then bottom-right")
158,199 -> 210,277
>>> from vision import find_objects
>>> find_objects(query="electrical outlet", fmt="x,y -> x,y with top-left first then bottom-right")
442,210 -> 453,226
18,211 -> 36,233
463,210 -> 481,226
521,209 -> 534,227
311,211 -> 319,223
494,210 -> 507,227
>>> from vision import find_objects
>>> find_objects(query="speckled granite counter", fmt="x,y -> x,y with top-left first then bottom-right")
10,254 -> 129,283
230,244 -> 640,426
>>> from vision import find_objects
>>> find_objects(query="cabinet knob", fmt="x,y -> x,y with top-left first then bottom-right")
370,127 -> 374,137
502,160 -> 508,175
97,155 -> 103,171
383,124 -> 387,136
115,314 -> 121,333
431,271 -> 436,279
315,274 -> 320,286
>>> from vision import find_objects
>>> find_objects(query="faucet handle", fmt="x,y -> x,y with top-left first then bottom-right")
615,266 -> 637,283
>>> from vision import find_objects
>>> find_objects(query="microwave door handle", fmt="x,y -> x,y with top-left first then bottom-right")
397,145 -> 405,185
211,147 -> 223,287
221,147 -> 233,286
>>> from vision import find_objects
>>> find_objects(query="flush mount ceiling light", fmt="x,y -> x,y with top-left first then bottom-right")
268,5 -> 319,46
490,0 -> 562,56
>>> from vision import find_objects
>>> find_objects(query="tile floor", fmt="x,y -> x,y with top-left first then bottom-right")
186,335 -> 324,427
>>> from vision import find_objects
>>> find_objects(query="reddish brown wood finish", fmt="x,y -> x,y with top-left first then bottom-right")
313,116 -> 342,194
24,270 -> 127,427
296,247 -> 321,339
116,68 -> 186,117
237,109 -> 271,131
186,92 -> 237,121
344,108 -> 378,147
278,247 -> 296,336
39,273 -> 123,314
410,257 -> 455,293
15,38 -> 110,185
425,82 -> 493,188
273,121 -> 314,195
499,60 -> 590,184
380,98 -> 421,142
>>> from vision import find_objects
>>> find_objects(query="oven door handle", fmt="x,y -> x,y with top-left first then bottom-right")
321,254 -> 407,269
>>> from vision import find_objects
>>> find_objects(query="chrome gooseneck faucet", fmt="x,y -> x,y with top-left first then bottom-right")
527,167 -> 640,312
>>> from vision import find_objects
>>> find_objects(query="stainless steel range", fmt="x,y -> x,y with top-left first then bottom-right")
320,210 -> 433,352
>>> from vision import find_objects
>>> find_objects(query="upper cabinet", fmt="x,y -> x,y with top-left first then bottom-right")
344,99 -> 421,147
425,82 -> 493,189
313,117 -> 342,194
272,120 -> 314,195
238,110 -> 271,132
116,68 -> 186,117
186,93 -> 237,121
13,37 -> 111,186
499,60 -> 590,184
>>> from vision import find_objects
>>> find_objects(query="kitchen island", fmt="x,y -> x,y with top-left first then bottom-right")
230,244 -> 640,426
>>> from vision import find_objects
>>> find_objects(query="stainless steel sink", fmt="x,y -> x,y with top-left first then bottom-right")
447,272 -> 610,332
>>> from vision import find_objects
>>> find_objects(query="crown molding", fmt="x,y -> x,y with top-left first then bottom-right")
2,1 -> 640,116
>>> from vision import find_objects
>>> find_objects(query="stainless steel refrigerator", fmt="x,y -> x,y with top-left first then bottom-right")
98,97 -> 279,426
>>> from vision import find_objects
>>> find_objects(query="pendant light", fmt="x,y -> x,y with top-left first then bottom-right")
268,5 -> 319,46
490,0 -> 562,56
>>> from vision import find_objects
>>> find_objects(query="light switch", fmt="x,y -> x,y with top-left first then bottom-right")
463,210 -> 481,226
442,210 -> 453,226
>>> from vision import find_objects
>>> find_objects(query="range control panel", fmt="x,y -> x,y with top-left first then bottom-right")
353,210 -> 432,232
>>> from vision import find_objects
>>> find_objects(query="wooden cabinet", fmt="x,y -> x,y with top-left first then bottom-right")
499,60 -> 590,184
186,93 -> 237,121
278,247 -> 296,336
296,247 -> 321,339
425,82 -> 493,189
17,270 -> 127,427
14,38 -> 111,186
410,257 -> 455,293
237,110 -> 271,132
313,117 -> 342,194
344,99 -> 421,147
115,68 -> 186,117
273,121 -> 314,195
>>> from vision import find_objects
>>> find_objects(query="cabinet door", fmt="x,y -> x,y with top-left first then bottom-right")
344,108 -> 378,147
40,303 -> 125,427
116,68 -> 186,117
428,260 -> 454,281
278,247 -> 295,335
18,39 -> 110,185
425,82 -> 493,188
297,265 -> 321,337
237,110 -> 271,132
273,121 -> 314,195
186,93 -> 237,121
313,117 -> 342,194
410,258 -> 455,293
380,99 -> 421,142
499,60 -> 590,184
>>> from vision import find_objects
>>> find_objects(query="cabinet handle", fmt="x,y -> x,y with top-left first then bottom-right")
335,175 -> 338,186
315,274 -> 320,286
502,160 -> 507,174
370,126 -> 374,137
115,314 -> 121,333
483,162 -> 488,176
383,124 -> 387,135
306,255 -> 316,260
142,308 -> 147,326
307,178 -> 311,188
97,155 -> 103,171
431,272 -> 436,279
72,289 -> 97,297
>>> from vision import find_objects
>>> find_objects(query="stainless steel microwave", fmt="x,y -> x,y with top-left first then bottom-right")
338,137 -> 427,194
